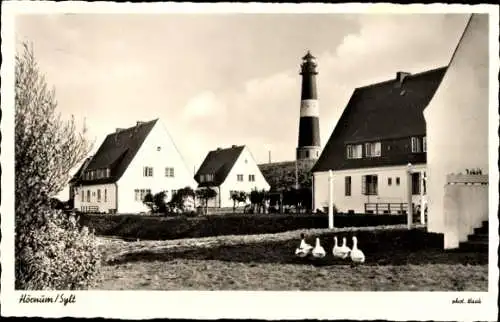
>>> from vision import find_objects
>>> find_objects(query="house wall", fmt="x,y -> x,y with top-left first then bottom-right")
423,14 -> 489,242
313,164 -> 426,214
73,183 -> 117,213
117,122 -> 198,213
442,176 -> 488,249
219,147 -> 271,208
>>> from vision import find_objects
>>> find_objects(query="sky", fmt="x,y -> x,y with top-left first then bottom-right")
14,13 -> 470,200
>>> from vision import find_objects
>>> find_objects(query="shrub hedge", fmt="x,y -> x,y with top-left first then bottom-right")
79,212 -> 409,241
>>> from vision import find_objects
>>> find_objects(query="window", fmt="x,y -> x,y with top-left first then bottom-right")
396,177 -> 400,185
86,190 -> 91,202
411,137 -> 423,153
388,177 -> 392,186
143,167 -> 153,177
104,189 -> 107,202
81,189 -> 84,202
248,174 -> 255,182
237,174 -> 244,182
97,189 -> 101,202
306,151 -> 310,158
106,168 -> 111,178
346,144 -> 363,159
345,176 -> 351,196
157,146 -> 161,151
412,172 -> 421,195
165,167 -> 175,177
362,175 -> 378,195
134,189 -> 152,202
423,136 -> 427,152
365,142 -> 381,157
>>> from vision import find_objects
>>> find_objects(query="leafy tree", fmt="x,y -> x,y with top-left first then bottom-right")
153,191 -> 168,213
49,197 -> 65,210
170,186 -> 196,212
230,191 -> 247,212
15,42 -> 100,290
195,187 -> 217,215
143,192 -> 155,212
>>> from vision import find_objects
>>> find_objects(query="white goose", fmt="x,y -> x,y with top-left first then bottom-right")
332,236 -> 344,258
338,237 -> 351,259
350,236 -> 365,263
295,233 -> 313,258
312,237 -> 326,259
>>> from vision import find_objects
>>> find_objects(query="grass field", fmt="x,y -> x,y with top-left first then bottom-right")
94,226 -> 488,291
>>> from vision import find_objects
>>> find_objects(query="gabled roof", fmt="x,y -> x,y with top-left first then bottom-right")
70,119 -> 158,185
194,145 -> 245,187
312,66 -> 447,173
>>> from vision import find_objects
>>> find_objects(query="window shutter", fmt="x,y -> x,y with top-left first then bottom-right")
362,175 -> 367,195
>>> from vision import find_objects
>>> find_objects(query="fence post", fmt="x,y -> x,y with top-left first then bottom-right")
328,170 -> 334,229
420,171 -> 426,225
406,163 -> 413,229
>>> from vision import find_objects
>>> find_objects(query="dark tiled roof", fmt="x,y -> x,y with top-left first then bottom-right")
312,66 -> 447,173
68,157 -> 92,184
70,119 -> 158,186
194,145 -> 245,187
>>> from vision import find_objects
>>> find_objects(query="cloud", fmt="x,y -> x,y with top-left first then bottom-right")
182,91 -> 227,120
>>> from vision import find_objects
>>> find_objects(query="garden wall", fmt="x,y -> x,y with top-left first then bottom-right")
79,212 -> 408,241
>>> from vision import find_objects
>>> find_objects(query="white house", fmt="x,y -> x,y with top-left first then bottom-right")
424,14 -> 490,248
70,119 -> 197,214
194,145 -> 270,208
312,67 -> 448,215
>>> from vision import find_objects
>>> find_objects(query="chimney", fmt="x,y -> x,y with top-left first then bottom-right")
396,71 -> 411,85
136,121 -> 144,126
115,128 -> 124,133
231,145 -> 237,148
216,147 -> 222,151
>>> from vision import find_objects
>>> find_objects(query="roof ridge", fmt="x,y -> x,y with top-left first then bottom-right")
355,66 -> 448,91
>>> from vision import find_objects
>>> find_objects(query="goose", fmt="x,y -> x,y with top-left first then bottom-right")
338,237 -> 351,259
350,236 -> 365,263
332,236 -> 344,258
295,233 -> 313,258
312,237 -> 326,259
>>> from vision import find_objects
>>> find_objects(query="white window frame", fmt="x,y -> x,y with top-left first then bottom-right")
143,166 -> 153,177
346,144 -> 363,159
237,174 -> 244,182
365,142 -> 381,157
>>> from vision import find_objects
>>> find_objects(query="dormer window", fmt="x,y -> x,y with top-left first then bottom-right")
365,142 -> 381,157
346,144 -> 362,159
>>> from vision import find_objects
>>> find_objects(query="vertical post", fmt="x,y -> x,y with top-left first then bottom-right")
406,163 -> 413,229
268,150 -> 271,164
311,173 -> 315,213
420,171 -> 425,225
328,170 -> 334,229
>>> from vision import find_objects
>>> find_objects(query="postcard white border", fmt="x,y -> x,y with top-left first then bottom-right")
1,2 -> 499,320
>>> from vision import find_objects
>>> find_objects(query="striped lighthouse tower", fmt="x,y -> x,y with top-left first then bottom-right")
296,51 -> 321,161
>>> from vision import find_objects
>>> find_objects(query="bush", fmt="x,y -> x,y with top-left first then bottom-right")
16,207 -> 101,290
15,42 -> 100,290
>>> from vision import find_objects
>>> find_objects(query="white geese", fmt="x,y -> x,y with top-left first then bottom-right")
295,233 -> 313,258
349,236 -> 365,263
332,236 -> 344,258
337,237 -> 351,259
312,238 -> 326,259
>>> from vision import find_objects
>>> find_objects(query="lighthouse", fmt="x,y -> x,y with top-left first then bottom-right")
296,51 -> 321,160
